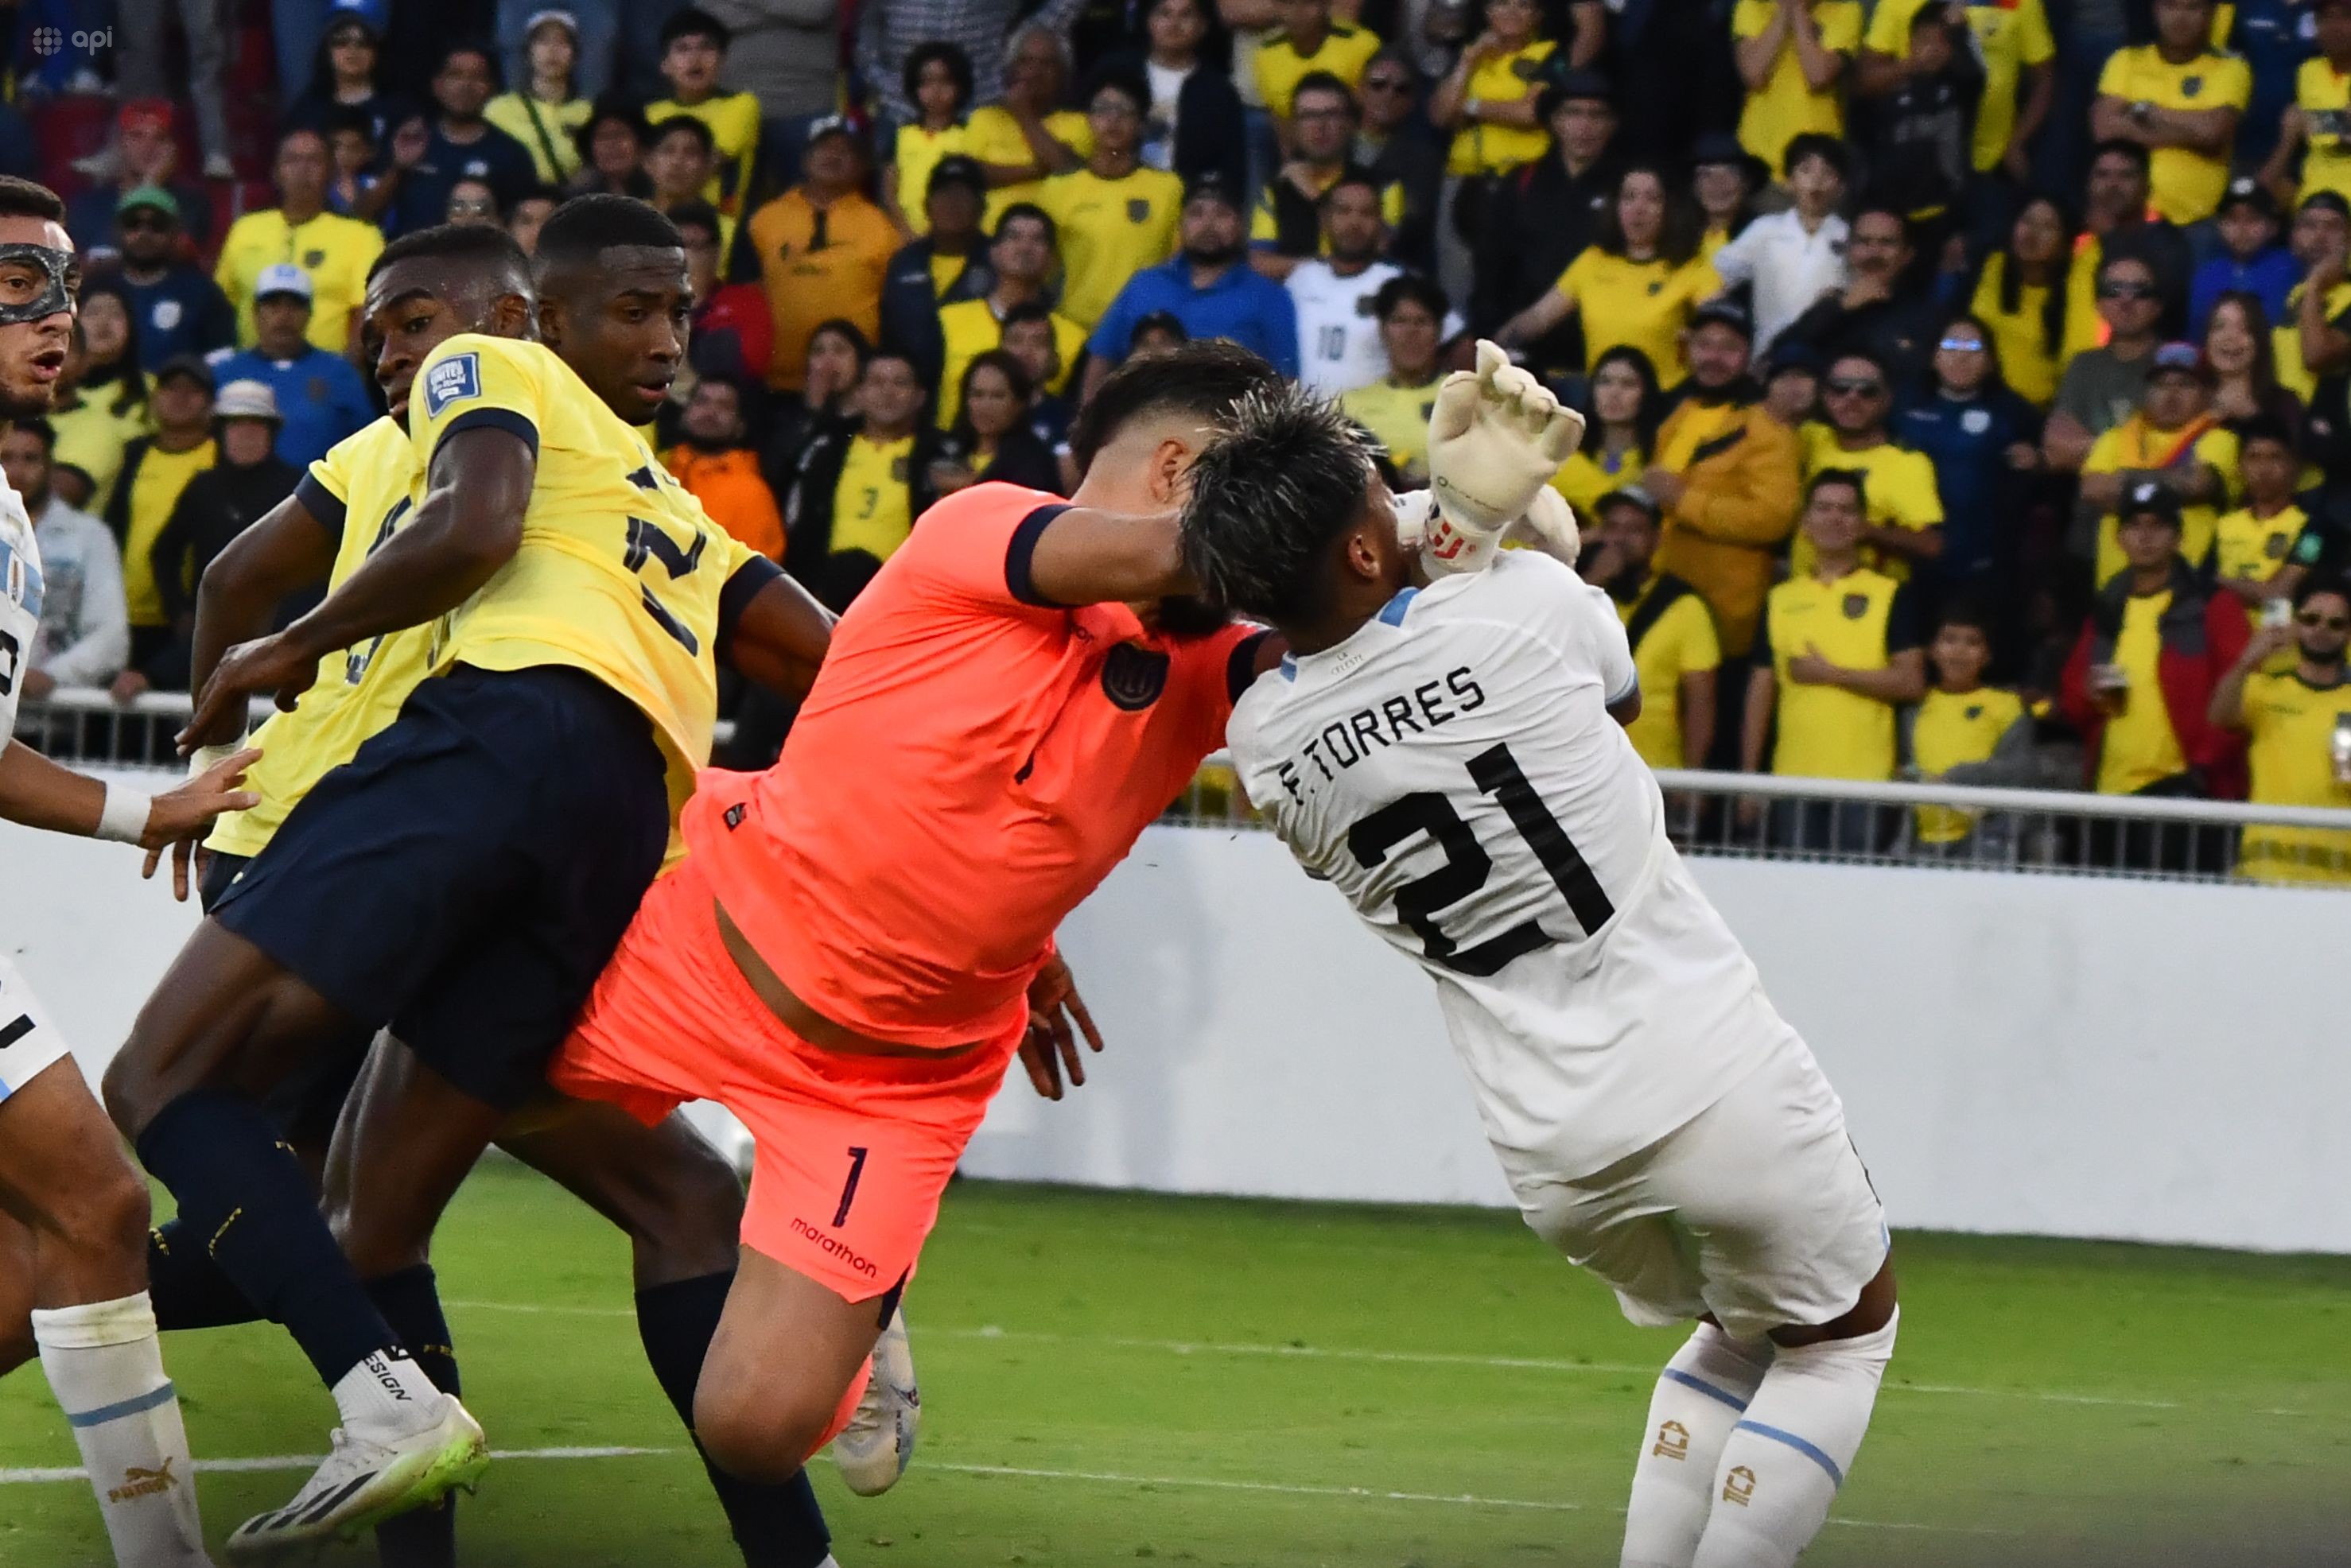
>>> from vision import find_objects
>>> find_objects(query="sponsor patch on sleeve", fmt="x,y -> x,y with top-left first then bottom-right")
423,351 -> 482,417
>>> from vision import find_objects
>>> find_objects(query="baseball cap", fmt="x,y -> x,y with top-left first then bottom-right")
324,0 -> 387,40
1690,298 -> 1754,341
1764,340 -> 1822,380
255,263 -> 315,303
118,99 -> 174,138
2147,340 -> 2208,382
523,7 -> 580,40
1537,68 -> 1613,119
153,354 -> 216,393
927,155 -> 986,197
116,185 -> 180,222
2302,189 -> 2351,220
2120,479 -> 2182,526
804,114 -> 857,149
2217,177 -> 2278,221
213,379 -> 283,423
1182,170 -> 1242,212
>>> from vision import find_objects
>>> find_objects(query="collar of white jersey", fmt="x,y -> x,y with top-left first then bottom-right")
1279,584 -> 1420,681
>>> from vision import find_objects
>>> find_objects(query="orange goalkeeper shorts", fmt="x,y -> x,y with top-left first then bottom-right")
548,854 -> 1019,1302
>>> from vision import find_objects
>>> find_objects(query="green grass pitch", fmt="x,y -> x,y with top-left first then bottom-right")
3,1161 -> 2347,1566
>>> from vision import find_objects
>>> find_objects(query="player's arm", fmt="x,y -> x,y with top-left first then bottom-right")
717,555 -> 836,697
182,428 -> 531,746
0,739 -> 258,882
181,484 -> 341,748
1023,506 -> 1194,606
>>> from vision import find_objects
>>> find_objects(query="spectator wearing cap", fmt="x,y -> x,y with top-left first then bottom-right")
666,375 -> 787,560
1797,349 -> 1945,581
113,188 -> 236,373
886,41 -> 980,239
2275,192 -> 2351,402
1430,0 -> 1564,180
1856,0 -> 2055,196
968,25 -> 1093,232
2209,573 -> 2351,882
2061,481 -> 2252,838
672,201 -> 774,388
64,101 -> 216,260
1705,132 -> 1850,359
2190,179 -> 2298,340
1038,71 -> 1187,331
1340,274 -> 1451,481
647,118 -> 739,260
1104,0 -> 1249,212
217,127 -> 386,355
2081,340 -> 2240,584
855,0 -> 1087,132
1470,72 -> 1618,379
211,265 -> 375,473
2090,0 -> 2249,226
141,379 -> 302,693
1082,174 -> 1302,395
1495,164 -> 1720,389
647,9 -> 765,216
106,357 -> 218,693
1776,200 -> 1944,394
748,120 -> 901,394
2263,0 -> 2351,211
115,5 -> 231,181
284,6 -> 422,153
1352,49 -> 1442,274
936,206 -> 1089,429
1584,486 -> 1722,771
1249,75 -> 1406,285
486,9 -> 593,187
382,45 -> 542,238
879,157 -> 995,390
1643,300 -> 1802,659
1730,0 -> 1862,177
2046,250 -> 2169,471
1,419 -> 128,698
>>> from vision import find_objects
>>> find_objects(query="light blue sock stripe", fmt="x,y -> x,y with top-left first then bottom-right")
1659,1367 -> 1751,1412
64,1381 -> 177,1429
1733,1419 -> 1845,1487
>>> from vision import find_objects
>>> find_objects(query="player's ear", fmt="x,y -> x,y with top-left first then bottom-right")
491,289 -> 533,339
1148,437 -> 1190,504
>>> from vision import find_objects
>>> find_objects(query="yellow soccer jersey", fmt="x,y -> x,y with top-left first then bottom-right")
892,120 -> 976,235
2097,590 -> 2189,794
2238,670 -> 2351,882
647,91 -> 764,212
1618,577 -> 1721,770
1759,566 -> 1914,780
1969,255 -> 2065,407
1254,22 -> 1382,119
1553,250 -> 1720,388
2095,46 -> 2251,223
2273,278 -> 2351,400
1796,428 -> 1945,580
1550,444 -> 1647,515
1037,165 -> 1185,328
407,334 -> 765,794
1910,685 -> 2026,844
830,433 -> 918,561
2083,418 -> 2238,583
215,207 -> 385,351
2214,503 -> 2306,584
208,417 -> 429,858
969,106 -> 1094,230
2296,60 -> 2351,207
1733,0 -> 1863,172
935,297 -> 1084,429
1444,39 -> 1558,176
1340,376 -> 1444,480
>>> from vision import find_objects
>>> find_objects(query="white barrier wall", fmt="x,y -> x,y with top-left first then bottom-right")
8,811 -> 2346,1254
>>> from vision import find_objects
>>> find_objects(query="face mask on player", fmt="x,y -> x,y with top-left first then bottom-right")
0,245 -> 76,325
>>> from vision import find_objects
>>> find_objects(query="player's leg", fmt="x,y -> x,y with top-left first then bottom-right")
0,1207 -> 33,1376
695,1250 -> 892,1486
0,1047 -> 213,1568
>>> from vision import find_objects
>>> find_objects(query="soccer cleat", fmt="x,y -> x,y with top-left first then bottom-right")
832,1308 -> 919,1496
223,1396 -> 488,1558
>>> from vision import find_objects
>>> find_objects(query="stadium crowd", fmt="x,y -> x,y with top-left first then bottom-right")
8,0 -> 2351,878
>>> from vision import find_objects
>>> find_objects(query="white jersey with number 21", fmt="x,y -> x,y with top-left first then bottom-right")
1227,549 -> 1793,1183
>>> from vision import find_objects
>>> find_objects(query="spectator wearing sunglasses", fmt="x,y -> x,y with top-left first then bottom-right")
2062,142 -> 2192,345
2045,251 -> 2166,473
1353,50 -> 1442,275
111,188 -> 235,374
1898,314 -> 2042,609
1797,351 -> 1945,582
2210,575 -> 2351,883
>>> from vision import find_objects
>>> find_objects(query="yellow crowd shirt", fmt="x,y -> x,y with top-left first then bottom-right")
2096,590 -> 2190,794
1796,427 -> 1945,580
484,91 -> 591,184
1550,444 -> 1647,515
1444,39 -> 1559,176
647,92 -> 764,213
2295,60 -> 2351,207
2213,503 -> 2306,584
830,433 -> 918,562
968,106 -> 1094,230
1732,0 -> 1863,172
1553,251 -> 1721,388
215,207 -> 385,351
1340,377 -> 1444,480
935,297 -> 1086,428
1969,254 -> 2066,407
2081,417 -> 2239,583
1866,0 -> 2054,172
1037,165 -> 1185,328
1254,22 -> 1383,119
1249,169 -> 1408,250
121,439 -> 216,629
407,334 -> 764,807
1910,685 -> 2027,844
747,189 -> 900,390
1760,566 -> 1914,780
49,394 -> 150,517
2274,278 -> 2351,402
1617,577 -> 1721,769
2094,46 -> 2252,223
208,417 -> 429,858
892,120 -> 975,235
2237,670 -> 2351,882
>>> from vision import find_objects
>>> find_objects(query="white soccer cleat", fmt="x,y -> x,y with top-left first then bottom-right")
224,1396 -> 488,1558
831,1308 -> 919,1497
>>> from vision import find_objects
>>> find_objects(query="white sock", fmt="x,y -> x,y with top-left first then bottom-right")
329,1348 -> 445,1442
1691,1308 -> 1898,1568
31,1292 -> 214,1568
1620,1323 -> 1775,1568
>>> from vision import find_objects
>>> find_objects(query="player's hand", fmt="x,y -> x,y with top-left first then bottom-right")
1424,341 -> 1584,572
138,747 -> 260,901
1503,486 -> 1582,568
1018,952 -> 1104,1102
181,631 -> 318,753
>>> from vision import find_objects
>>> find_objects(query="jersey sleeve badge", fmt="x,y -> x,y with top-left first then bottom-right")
423,351 -> 483,417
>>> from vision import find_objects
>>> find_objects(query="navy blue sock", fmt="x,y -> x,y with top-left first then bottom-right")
637,1271 -> 833,1568
134,1089 -> 397,1386
367,1267 -> 460,1568
147,1217 -> 263,1330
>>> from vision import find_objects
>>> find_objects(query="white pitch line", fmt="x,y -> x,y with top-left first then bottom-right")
0,1446 -> 672,1486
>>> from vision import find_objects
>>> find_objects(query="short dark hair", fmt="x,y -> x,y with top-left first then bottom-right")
2235,410 -> 2298,456
1782,133 -> 1849,183
0,175 -> 64,224
1807,468 -> 1867,507
904,40 -> 975,111
1826,348 -> 1890,383
661,6 -> 731,50
2090,138 -> 2152,177
808,316 -> 872,372
1373,272 -> 1448,322
1289,69 -> 1357,115
1071,338 -> 1281,476
993,201 -> 1056,246
535,194 -> 684,271
514,183 -> 563,212
436,41 -> 495,78
650,114 -> 716,156
2292,572 -> 2351,611
1319,171 -> 1384,210
999,300 -> 1056,333
1934,596 -> 1994,638
1084,62 -> 1152,114
1181,383 -> 1378,624
369,220 -> 531,283
325,104 -> 379,144
7,415 -> 56,452
664,198 -> 723,243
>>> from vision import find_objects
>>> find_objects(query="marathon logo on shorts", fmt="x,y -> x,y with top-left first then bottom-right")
424,351 -> 482,417
791,1217 -> 880,1279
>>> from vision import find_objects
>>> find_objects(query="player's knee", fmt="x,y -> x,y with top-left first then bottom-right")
693,1376 -> 833,1485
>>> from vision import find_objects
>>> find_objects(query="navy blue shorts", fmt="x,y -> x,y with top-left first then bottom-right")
203,850 -> 371,1151
212,663 -> 671,1111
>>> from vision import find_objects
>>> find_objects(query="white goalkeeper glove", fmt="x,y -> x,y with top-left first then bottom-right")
1423,340 -> 1584,573
1392,484 -> 1580,571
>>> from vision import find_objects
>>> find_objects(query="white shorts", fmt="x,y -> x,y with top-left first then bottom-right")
0,953 -> 72,1104
1509,1037 -> 1888,1343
